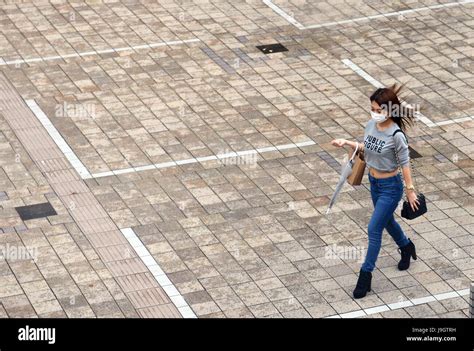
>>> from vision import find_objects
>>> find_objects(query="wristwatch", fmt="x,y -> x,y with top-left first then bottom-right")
406,185 -> 416,192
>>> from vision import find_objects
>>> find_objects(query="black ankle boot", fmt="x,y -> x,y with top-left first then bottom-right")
353,270 -> 372,299
398,239 -> 417,271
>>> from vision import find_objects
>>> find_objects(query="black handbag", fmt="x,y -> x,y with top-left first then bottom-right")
401,193 -> 427,219
393,130 -> 427,220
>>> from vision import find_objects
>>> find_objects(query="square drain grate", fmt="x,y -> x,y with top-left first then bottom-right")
15,202 -> 57,221
256,43 -> 288,54
409,146 -> 422,159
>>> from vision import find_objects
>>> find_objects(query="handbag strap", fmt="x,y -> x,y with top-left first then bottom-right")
392,129 -> 407,142
392,129 -> 417,188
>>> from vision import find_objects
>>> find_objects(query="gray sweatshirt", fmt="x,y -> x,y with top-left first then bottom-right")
363,119 -> 410,172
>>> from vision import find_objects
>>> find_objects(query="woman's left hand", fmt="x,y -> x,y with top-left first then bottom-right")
407,191 -> 419,211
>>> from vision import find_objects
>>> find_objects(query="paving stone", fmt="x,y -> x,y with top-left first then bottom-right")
0,0 -> 472,320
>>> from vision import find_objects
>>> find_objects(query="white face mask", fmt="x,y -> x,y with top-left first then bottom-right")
370,110 -> 388,123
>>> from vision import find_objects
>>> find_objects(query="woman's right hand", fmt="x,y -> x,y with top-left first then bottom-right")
406,190 -> 420,212
331,139 -> 347,148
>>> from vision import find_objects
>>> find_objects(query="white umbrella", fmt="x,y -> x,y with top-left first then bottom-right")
326,144 -> 359,214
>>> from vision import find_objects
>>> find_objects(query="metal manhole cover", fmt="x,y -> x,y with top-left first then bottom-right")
256,43 -> 288,54
15,202 -> 57,221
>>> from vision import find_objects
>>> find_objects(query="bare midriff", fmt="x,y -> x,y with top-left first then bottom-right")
369,167 -> 398,179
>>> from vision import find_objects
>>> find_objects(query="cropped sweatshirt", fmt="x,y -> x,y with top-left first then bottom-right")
363,119 -> 410,172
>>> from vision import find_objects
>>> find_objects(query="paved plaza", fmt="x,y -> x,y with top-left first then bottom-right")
0,0 -> 473,318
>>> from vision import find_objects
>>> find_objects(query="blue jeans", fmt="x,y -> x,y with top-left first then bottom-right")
361,173 -> 410,272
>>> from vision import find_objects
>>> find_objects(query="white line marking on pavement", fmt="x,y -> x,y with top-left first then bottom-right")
26,96 -> 318,180
26,99 -> 93,179
434,116 -> 474,126
0,38 -> 201,66
341,59 -> 474,127
326,287 -> 469,318
121,227 -> 197,319
339,310 -> 367,318
262,0 -> 305,29
264,0 -> 474,30
90,140 -> 317,179
341,58 -> 384,88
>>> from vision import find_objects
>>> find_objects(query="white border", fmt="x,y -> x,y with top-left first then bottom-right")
263,0 -> 474,30
26,98 -> 316,179
0,39 -> 200,66
26,99 -> 93,179
90,140 -> 316,178
341,59 -> 474,127
121,227 -> 197,318
328,287 -> 470,318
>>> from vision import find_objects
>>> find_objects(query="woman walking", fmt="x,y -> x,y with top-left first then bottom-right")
331,84 -> 420,299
